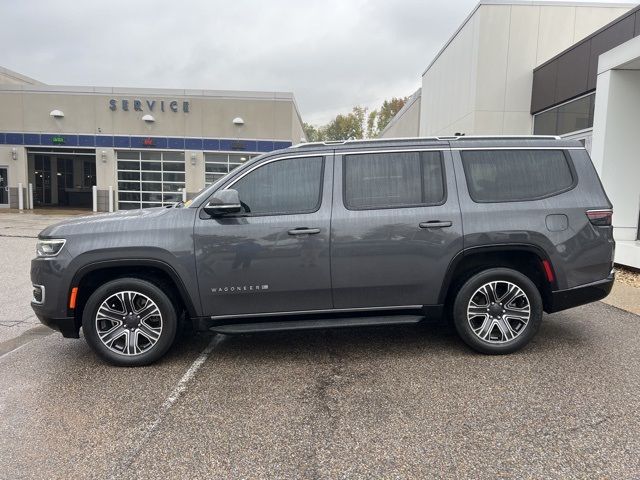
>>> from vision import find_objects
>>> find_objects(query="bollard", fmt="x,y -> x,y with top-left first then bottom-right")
92,185 -> 98,212
108,186 -> 113,213
18,183 -> 23,210
182,188 -> 187,203
28,183 -> 34,209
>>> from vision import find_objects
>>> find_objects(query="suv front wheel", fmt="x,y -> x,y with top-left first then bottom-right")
453,268 -> 543,354
82,278 -> 178,366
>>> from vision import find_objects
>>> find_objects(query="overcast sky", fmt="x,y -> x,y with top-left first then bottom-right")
0,0 -> 629,125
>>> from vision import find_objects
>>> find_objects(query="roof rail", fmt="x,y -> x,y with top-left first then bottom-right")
292,135 -> 562,148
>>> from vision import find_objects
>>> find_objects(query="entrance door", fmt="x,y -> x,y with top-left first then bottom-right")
0,167 -> 8,206
34,155 -> 52,206
195,153 -> 333,317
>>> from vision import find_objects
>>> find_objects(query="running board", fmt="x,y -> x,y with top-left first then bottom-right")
210,315 -> 424,334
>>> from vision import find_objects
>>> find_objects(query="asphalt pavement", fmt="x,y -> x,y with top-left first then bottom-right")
1,211 -> 639,479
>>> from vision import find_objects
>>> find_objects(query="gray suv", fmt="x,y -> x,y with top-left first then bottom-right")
31,136 -> 615,366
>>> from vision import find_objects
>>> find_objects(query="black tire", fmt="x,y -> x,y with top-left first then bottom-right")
452,268 -> 543,354
82,278 -> 178,366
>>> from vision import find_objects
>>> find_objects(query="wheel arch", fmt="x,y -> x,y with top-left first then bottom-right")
69,259 -> 199,324
439,244 -> 556,313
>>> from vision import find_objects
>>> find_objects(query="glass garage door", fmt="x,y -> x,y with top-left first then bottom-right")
204,152 -> 258,186
117,150 -> 185,210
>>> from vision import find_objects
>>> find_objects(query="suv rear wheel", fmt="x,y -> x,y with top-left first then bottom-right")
82,278 -> 178,366
452,268 -> 543,354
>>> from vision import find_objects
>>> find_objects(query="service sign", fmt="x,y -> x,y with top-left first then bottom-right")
109,99 -> 190,113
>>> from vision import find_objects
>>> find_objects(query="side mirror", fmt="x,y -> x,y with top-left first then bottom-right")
203,189 -> 242,216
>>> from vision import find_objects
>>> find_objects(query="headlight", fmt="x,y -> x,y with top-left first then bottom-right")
36,239 -> 66,257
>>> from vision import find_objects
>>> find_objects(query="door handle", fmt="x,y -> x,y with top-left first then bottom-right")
288,227 -> 321,235
419,221 -> 452,229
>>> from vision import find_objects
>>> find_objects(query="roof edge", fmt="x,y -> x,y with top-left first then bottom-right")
0,66 -> 44,85
0,83 -> 297,101
421,0 -> 636,77
378,88 -> 422,138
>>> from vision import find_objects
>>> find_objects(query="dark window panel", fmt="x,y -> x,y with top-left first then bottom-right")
118,202 -> 141,210
233,157 -> 324,215
555,41 -> 590,103
162,162 -> 184,172
117,161 -> 140,171
141,182 -> 162,192
588,15 -> 635,90
141,151 -> 161,161
162,152 -> 184,162
531,61 -> 558,114
344,151 -> 444,210
141,172 -> 161,182
117,151 -> 139,160
141,161 -> 161,171
557,94 -> 593,135
206,163 -> 229,173
118,192 -> 141,202
533,109 -> 555,135
461,150 -> 574,203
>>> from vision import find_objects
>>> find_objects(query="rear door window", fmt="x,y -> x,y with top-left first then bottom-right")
460,149 -> 575,202
343,150 -> 445,210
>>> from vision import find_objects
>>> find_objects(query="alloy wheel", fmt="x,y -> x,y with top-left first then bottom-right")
466,281 -> 531,344
95,290 -> 163,356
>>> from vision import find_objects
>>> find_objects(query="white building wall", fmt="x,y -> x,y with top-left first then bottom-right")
379,89 -> 422,138
591,36 -> 640,268
420,1 -> 632,136
421,12 -> 479,136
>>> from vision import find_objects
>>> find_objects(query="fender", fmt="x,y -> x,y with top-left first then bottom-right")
69,258 -> 200,318
437,243 -> 556,304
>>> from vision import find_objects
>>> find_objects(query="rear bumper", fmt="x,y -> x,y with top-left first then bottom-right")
546,271 -> 615,313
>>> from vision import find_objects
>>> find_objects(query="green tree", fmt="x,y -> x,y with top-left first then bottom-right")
303,96 -> 409,142
323,106 -> 367,140
303,122 -> 323,142
367,97 -> 408,138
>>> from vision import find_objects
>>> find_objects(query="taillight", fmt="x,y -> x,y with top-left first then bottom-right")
586,209 -> 613,226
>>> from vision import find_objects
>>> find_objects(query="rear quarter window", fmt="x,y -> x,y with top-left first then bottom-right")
460,149 -> 576,202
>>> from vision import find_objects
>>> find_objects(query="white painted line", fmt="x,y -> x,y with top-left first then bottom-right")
109,334 -> 224,479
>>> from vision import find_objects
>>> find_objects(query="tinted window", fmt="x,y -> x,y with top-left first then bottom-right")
344,151 -> 445,209
533,93 -> 595,135
461,150 -> 574,202
232,156 -> 324,215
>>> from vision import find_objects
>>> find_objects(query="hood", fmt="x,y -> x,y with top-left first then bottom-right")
39,206 -> 177,238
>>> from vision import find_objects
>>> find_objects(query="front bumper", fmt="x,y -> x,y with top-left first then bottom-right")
547,271 -> 615,313
31,250 -> 80,338
34,313 -> 80,338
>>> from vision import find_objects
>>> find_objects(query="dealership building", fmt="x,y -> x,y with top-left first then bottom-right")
0,67 -> 304,211
381,0 -> 640,268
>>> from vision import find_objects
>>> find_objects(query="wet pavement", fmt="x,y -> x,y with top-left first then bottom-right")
1,210 -> 639,478
0,211 -> 82,342
1,302 -> 639,479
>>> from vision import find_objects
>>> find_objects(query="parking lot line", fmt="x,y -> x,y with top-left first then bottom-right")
0,324 -> 53,360
108,333 -> 225,479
